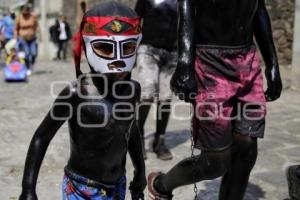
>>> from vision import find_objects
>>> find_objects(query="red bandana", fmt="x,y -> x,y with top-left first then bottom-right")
81,16 -> 141,36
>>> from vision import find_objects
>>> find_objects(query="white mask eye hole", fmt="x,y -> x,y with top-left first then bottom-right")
91,40 -> 116,59
121,39 -> 137,58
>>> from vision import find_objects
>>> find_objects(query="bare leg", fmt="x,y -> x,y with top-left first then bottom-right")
155,101 -> 171,138
137,102 -> 152,159
219,133 -> 258,200
63,41 -> 68,60
154,148 -> 231,194
153,101 -> 173,160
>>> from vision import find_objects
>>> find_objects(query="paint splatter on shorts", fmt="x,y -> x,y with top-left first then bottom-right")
136,44 -> 176,101
193,43 -> 266,151
62,168 -> 126,200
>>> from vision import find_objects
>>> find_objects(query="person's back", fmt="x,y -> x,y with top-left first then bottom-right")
194,0 -> 258,46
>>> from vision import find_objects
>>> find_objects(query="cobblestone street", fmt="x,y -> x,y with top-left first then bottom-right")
0,60 -> 299,200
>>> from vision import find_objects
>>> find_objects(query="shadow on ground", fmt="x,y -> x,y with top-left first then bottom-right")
33,70 -> 53,75
196,180 -> 265,200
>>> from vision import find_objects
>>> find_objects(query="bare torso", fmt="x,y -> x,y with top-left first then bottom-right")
17,14 -> 37,40
66,75 -> 139,184
194,0 -> 258,46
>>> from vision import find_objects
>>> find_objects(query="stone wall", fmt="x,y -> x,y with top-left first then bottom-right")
267,0 -> 295,65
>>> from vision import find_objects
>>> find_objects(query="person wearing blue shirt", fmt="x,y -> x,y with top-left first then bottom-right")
2,12 -> 15,43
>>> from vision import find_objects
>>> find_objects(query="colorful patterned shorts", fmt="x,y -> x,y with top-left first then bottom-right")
62,168 -> 126,200
193,44 -> 266,151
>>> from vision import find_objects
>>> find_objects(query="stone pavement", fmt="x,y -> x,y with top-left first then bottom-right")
0,60 -> 299,200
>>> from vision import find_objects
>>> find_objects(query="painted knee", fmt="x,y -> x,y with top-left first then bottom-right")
210,150 -> 231,176
234,134 -> 258,169
234,134 -> 257,154
197,149 -> 231,180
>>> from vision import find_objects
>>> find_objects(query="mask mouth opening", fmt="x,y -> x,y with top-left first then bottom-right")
108,61 -> 126,69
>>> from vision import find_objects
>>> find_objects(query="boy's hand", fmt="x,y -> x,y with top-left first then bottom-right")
129,172 -> 147,200
19,190 -> 38,200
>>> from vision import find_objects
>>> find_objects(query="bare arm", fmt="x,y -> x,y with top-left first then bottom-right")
128,83 -> 146,200
128,120 -> 146,200
19,86 -> 75,200
254,0 -> 282,101
177,0 -> 195,74
170,0 -> 197,103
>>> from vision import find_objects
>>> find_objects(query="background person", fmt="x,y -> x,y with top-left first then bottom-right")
0,14 -> 5,59
73,1 -> 87,66
1,11 -> 15,47
56,15 -> 71,60
77,1 -> 87,28
6,48 -> 25,65
0,11 -> 15,59
134,0 -> 177,161
14,4 -> 40,75
49,19 -> 59,60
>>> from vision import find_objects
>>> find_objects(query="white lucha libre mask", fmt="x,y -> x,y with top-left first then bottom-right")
83,34 -> 142,73
74,10 -> 142,77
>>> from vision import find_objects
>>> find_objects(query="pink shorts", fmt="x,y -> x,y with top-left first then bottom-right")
193,44 -> 266,151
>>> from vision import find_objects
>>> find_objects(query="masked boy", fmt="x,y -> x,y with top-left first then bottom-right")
19,2 -> 146,200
